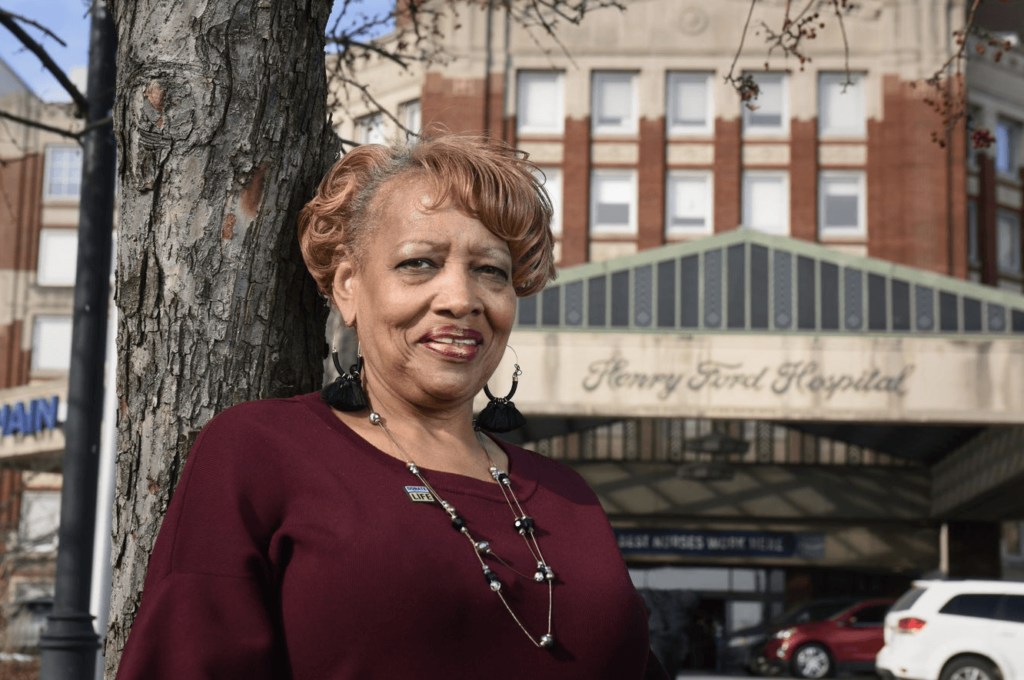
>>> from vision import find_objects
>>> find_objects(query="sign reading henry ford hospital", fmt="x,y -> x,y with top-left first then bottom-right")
484,333 -> 1024,424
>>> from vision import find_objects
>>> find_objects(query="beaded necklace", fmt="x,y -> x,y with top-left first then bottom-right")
369,409 -> 557,650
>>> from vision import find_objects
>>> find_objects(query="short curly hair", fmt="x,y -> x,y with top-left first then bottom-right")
298,134 -> 557,300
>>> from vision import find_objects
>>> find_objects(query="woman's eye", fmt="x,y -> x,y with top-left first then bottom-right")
479,265 -> 510,280
397,258 -> 435,271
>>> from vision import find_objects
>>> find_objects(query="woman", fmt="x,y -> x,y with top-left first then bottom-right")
116,135 -> 668,679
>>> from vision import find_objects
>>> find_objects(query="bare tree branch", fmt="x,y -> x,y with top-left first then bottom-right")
0,8 -> 68,46
0,9 -> 88,117
0,109 -> 83,142
725,0 -> 855,109
325,0 -> 623,140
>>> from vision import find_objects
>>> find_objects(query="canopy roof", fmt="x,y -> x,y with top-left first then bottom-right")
516,229 -> 1024,337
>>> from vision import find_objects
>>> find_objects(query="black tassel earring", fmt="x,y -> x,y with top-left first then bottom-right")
321,348 -> 370,412
476,361 -> 526,433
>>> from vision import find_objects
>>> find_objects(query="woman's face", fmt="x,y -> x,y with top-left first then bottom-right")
332,179 -> 517,412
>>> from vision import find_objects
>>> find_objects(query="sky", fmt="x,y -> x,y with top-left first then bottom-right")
0,0 -> 395,102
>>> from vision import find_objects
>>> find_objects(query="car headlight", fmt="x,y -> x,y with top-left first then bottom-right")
727,634 -> 765,647
772,628 -> 795,640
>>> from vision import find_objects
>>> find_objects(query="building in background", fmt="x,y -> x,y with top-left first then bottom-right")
0,55 -> 80,651
335,0 -> 1024,668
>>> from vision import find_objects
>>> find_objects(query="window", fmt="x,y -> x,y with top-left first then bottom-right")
590,170 -> 637,234
43,146 -> 82,199
532,167 -> 562,236
996,118 -> 1021,174
742,171 -> 789,234
37,229 -> 78,286
667,72 -> 713,135
743,73 -> 788,135
400,99 -> 421,142
890,587 -> 926,613
517,71 -> 564,135
19,491 -> 60,553
939,594 -> 1003,620
818,172 -> 866,236
819,72 -> 866,137
1001,595 -> 1024,623
847,604 -> 889,626
997,208 -> 1022,274
592,72 -> 638,135
31,315 -> 72,371
968,200 -> 980,266
666,171 -> 713,235
357,113 -> 385,145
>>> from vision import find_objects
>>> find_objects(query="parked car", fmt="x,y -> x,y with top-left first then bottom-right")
876,579 -> 1024,680
761,598 -> 894,678
723,597 -> 859,675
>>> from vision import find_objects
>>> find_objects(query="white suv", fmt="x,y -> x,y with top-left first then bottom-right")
876,579 -> 1024,680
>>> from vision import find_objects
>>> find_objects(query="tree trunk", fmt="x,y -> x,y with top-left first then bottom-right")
105,0 -> 336,674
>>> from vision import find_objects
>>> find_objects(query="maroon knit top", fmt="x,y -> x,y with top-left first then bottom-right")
115,392 -> 668,679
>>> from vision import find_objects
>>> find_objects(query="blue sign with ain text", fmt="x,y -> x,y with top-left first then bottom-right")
0,396 -> 60,437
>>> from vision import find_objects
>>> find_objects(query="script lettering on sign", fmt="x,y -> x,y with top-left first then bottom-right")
582,353 -> 914,401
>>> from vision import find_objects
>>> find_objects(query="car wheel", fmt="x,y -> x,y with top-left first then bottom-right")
791,643 -> 833,679
940,656 -> 1002,680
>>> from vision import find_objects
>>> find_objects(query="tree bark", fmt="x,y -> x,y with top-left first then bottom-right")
105,0 -> 337,674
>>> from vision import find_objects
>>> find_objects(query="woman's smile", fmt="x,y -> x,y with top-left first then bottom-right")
419,325 -> 484,360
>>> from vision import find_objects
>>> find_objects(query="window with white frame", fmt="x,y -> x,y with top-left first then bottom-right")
968,199 -> 979,266
996,117 -> 1021,174
516,71 -> 564,135
531,167 -> 562,236
819,72 -> 866,137
19,490 -> 61,553
31,315 -> 72,371
666,171 -> 713,235
742,73 -> 787,135
592,72 -> 637,135
667,72 -> 713,135
590,170 -> 637,234
357,113 -> 386,145
43,146 -> 82,200
997,208 -> 1022,274
37,229 -> 78,286
400,99 -> 421,142
742,171 -> 789,235
818,171 -> 866,236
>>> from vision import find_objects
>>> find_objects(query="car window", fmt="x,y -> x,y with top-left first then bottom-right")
891,587 -> 926,612
998,595 -> 1024,623
848,604 -> 889,625
806,601 -> 856,621
939,594 -> 1002,619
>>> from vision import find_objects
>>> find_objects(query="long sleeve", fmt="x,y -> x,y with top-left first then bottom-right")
115,406 -> 290,679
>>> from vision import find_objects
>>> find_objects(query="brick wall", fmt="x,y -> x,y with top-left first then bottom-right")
790,119 -> 818,242
867,75 -> 964,275
637,117 -> 666,252
561,117 -> 591,266
713,118 -> 741,233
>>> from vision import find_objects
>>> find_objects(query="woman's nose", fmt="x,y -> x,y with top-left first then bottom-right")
433,268 -> 482,318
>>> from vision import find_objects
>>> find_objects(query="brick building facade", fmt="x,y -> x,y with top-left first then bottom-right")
0,56 -> 80,650
336,0 -> 1024,290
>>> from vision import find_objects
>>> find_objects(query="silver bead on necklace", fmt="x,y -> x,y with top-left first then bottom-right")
370,410 -> 557,650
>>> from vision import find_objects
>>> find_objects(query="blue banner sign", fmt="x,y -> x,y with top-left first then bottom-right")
0,396 -> 60,437
615,528 -> 825,559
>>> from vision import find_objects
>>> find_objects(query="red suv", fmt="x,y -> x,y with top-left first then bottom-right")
762,598 -> 894,678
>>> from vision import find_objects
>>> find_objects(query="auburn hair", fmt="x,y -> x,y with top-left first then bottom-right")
297,134 -> 556,299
